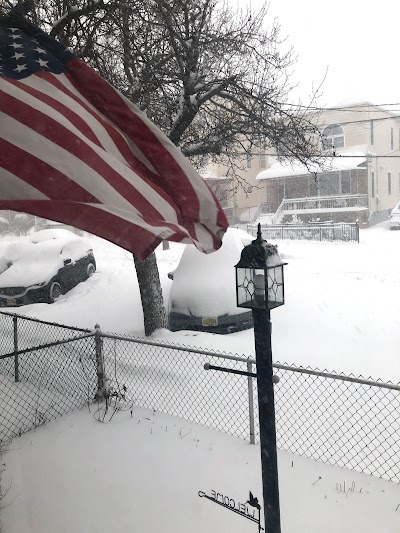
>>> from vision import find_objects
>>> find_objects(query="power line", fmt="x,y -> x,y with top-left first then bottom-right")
284,101 -> 400,113
234,152 -> 400,158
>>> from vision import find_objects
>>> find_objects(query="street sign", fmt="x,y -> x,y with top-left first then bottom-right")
198,489 -> 263,531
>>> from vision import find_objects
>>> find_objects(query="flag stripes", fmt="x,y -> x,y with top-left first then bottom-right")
0,13 -> 228,257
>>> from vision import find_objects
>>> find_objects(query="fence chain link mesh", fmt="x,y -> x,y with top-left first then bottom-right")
272,365 -> 400,483
1,311 -> 399,484
101,335 -> 251,440
0,311 -> 97,442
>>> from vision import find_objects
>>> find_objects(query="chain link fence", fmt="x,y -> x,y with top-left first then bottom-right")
102,333 -> 254,440
0,312 -> 97,442
1,311 -> 399,484
271,364 -> 400,483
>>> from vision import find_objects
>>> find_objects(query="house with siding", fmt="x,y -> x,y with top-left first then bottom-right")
204,101 -> 400,226
255,101 -> 400,226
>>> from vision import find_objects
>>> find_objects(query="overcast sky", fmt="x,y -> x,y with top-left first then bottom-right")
246,0 -> 400,109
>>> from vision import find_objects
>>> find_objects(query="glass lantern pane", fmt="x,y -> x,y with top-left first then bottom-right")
236,267 -> 267,308
274,265 -> 283,284
275,284 -> 283,304
253,269 -> 266,308
236,267 -> 252,307
266,265 -> 285,308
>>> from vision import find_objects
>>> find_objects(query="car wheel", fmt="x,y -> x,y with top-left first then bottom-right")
48,281 -> 62,303
86,263 -> 96,278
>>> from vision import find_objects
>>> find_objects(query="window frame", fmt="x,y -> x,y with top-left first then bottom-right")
321,124 -> 345,150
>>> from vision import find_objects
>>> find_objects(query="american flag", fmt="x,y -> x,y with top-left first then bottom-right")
0,5 -> 228,258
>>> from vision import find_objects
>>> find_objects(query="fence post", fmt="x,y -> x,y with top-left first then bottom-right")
356,219 -> 359,243
13,315 -> 19,382
247,358 -> 255,445
94,324 -> 106,401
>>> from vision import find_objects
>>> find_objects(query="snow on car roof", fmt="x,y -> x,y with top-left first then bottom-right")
0,230 -> 92,289
169,227 -> 254,318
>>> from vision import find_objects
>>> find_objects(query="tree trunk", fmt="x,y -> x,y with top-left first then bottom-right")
133,251 -> 167,336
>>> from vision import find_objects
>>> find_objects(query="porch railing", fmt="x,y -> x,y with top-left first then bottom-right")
252,195 -> 368,225
247,222 -> 360,243
279,194 -> 368,213
249,202 -> 272,224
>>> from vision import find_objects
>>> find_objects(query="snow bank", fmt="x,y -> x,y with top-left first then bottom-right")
169,228 -> 253,317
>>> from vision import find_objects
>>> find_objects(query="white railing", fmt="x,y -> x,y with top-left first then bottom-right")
249,202 -> 272,224
251,195 -> 368,225
280,194 -> 368,213
272,198 -> 286,224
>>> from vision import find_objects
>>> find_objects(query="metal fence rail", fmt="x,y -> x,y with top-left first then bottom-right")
1,312 -> 399,484
247,222 -> 360,243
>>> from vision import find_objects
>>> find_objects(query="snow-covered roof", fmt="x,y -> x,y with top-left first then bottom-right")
257,147 -> 368,180
325,98 -> 400,117
326,98 -> 370,109
201,171 -> 231,181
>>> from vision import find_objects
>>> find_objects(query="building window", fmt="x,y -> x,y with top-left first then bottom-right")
371,172 -> 375,198
340,170 -> 351,194
247,154 -> 252,169
370,120 -> 374,145
391,128 -> 394,150
259,154 -> 266,169
322,124 -> 345,150
388,172 -> 392,195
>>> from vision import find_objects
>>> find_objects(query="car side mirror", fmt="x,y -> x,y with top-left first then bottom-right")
63,258 -> 72,265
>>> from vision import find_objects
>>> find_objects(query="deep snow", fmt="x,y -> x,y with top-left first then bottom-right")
2,220 -> 399,382
1,221 -> 400,533
2,405 -> 400,533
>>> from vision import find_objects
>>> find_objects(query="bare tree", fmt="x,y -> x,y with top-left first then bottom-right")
2,0 -> 323,334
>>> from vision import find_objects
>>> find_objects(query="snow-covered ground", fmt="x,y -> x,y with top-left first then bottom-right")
2,405 -> 400,533
1,221 -> 400,533
3,220 -> 399,381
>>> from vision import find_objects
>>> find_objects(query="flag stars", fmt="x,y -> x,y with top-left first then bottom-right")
7,28 -> 20,33
14,64 -> 27,73
34,47 -> 47,55
9,42 -> 23,49
36,58 -> 49,68
12,52 -> 25,60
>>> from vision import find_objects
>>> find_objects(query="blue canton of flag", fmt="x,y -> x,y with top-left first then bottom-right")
0,22 -> 72,79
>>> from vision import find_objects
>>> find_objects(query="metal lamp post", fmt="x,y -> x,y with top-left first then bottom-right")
235,223 -> 286,533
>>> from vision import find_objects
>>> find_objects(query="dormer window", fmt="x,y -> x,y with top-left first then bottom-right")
322,124 -> 345,150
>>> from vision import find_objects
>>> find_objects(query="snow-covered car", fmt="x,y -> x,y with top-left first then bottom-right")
167,228 -> 254,334
0,229 -> 96,306
389,201 -> 400,230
